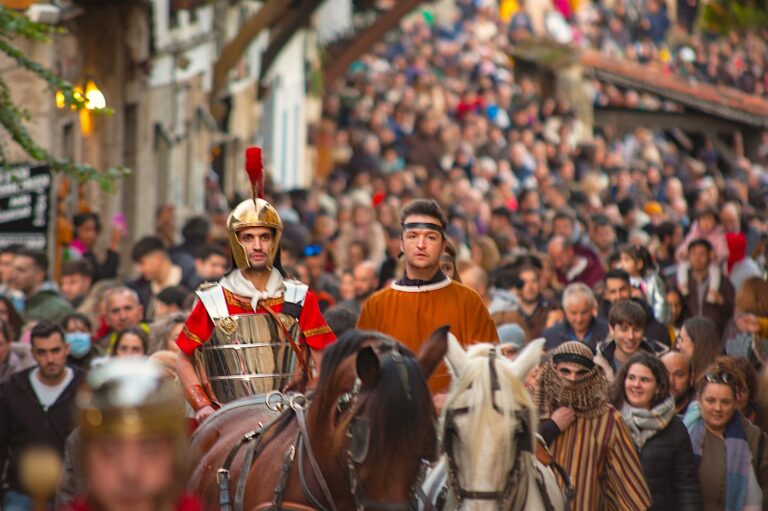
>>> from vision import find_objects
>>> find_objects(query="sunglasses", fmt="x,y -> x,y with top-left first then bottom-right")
704,371 -> 734,385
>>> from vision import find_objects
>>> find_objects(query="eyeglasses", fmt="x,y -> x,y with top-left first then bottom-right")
704,372 -> 734,385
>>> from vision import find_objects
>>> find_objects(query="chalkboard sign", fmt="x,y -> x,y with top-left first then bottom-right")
0,165 -> 52,250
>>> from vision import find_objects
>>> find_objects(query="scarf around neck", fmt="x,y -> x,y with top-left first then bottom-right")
621,396 -> 676,449
220,268 -> 284,311
684,402 -> 762,511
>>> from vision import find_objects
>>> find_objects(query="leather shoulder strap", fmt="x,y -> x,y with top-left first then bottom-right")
196,283 -> 228,320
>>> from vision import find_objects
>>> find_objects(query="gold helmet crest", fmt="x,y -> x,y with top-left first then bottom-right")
227,146 -> 283,271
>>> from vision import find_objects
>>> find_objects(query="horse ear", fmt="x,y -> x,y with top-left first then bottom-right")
356,346 -> 381,390
416,325 -> 450,379
444,332 -> 466,378
511,338 -> 545,380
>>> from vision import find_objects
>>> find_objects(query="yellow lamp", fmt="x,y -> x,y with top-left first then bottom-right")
84,80 -> 106,110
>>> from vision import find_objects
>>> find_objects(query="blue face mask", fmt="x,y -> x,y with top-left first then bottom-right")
66,332 -> 92,358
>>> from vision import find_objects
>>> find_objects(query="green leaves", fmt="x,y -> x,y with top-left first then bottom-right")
0,6 -> 128,191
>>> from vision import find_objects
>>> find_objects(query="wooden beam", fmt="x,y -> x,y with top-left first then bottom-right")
323,0 -> 428,89
209,0 -> 292,121
256,0 -> 322,99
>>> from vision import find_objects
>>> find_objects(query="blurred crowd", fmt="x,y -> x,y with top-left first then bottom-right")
2,0 -> 768,510
506,0 -> 768,97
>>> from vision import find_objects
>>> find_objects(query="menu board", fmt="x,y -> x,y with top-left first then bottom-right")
0,164 -> 52,250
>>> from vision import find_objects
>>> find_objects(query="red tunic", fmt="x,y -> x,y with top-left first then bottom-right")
67,494 -> 202,511
176,287 -> 335,355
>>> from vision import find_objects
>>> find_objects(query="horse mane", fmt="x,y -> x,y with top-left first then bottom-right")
313,329 -> 435,470
312,329 -> 376,419
361,341 -> 436,469
442,343 -> 536,487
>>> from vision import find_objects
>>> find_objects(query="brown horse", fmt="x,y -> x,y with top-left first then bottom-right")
187,327 -> 449,510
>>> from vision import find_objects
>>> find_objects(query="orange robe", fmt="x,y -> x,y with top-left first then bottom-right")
357,278 -> 498,393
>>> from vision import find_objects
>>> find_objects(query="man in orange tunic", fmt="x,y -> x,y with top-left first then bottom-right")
357,199 -> 497,394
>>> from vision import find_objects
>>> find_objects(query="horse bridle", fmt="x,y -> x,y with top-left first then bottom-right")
341,349 -> 428,511
443,348 -> 533,509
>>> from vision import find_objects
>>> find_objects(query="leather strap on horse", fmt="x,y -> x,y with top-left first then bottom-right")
218,407 -> 293,511
261,302 -> 310,376
295,403 -> 338,511
270,432 -> 300,510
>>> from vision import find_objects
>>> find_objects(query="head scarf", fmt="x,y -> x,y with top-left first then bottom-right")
533,341 -> 610,419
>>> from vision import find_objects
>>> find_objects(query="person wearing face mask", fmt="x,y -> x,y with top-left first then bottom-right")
61,313 -> 100,370
531,341 -> 651,510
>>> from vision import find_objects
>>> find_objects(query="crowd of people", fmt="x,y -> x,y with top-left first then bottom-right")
505,0 -> 768,98
1,0 -> 768,510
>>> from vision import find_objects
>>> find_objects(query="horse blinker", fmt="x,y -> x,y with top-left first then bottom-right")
348,416 -> 371,464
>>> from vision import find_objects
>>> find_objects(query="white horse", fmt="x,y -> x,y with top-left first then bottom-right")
420,336 -> 569,511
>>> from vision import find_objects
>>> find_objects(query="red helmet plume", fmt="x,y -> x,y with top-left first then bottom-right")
245,146 -> 263,200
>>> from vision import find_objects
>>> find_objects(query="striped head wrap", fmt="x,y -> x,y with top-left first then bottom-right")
534,341 -> 610,419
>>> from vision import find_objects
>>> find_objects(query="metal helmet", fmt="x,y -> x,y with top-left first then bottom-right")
76,358 -> 188,507
77,358 -> 186,440
227,198 -> 283,271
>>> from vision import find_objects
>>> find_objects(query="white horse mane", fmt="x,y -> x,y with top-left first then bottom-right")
442,340 -> 541,492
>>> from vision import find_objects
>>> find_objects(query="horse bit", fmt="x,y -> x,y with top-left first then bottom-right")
219,356 -> 427,511
441,348 -> 533,509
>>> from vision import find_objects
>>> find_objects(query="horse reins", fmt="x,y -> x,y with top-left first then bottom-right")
442,348 -> 532,509
344,349 -> 424,511
220,364 -> 426,511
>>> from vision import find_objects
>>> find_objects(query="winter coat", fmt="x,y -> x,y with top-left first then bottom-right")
638,416 -> 702,510
0,366 -> 84,492
594,337 -> 669,382
697,414 -> 768,511
0,343 -> 35,383
554,244 -> 606,288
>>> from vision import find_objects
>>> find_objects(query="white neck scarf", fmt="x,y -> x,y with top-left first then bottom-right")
220,268 -> 284,311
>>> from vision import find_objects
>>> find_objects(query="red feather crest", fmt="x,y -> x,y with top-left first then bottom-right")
245,146 -> 264,200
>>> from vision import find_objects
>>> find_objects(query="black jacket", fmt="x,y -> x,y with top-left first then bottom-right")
0,366 -> 84,492
638,416 -> 702,511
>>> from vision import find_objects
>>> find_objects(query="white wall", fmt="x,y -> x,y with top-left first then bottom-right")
262,31 -> 309,190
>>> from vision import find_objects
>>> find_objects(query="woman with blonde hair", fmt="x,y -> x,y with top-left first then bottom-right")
470,235 -> 501,273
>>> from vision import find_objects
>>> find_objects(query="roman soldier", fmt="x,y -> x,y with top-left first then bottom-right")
175,147 -> 335,422
65,358 -> 201,511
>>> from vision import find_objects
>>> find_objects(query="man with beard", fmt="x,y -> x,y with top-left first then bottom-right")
0,322 -> 85,510
533,341 -> 651,511
175,148 -> 335,423
62,359 -> 201,511
660,350 -> 695,416
514,263 -> 558,340
336,260 -> 379,316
